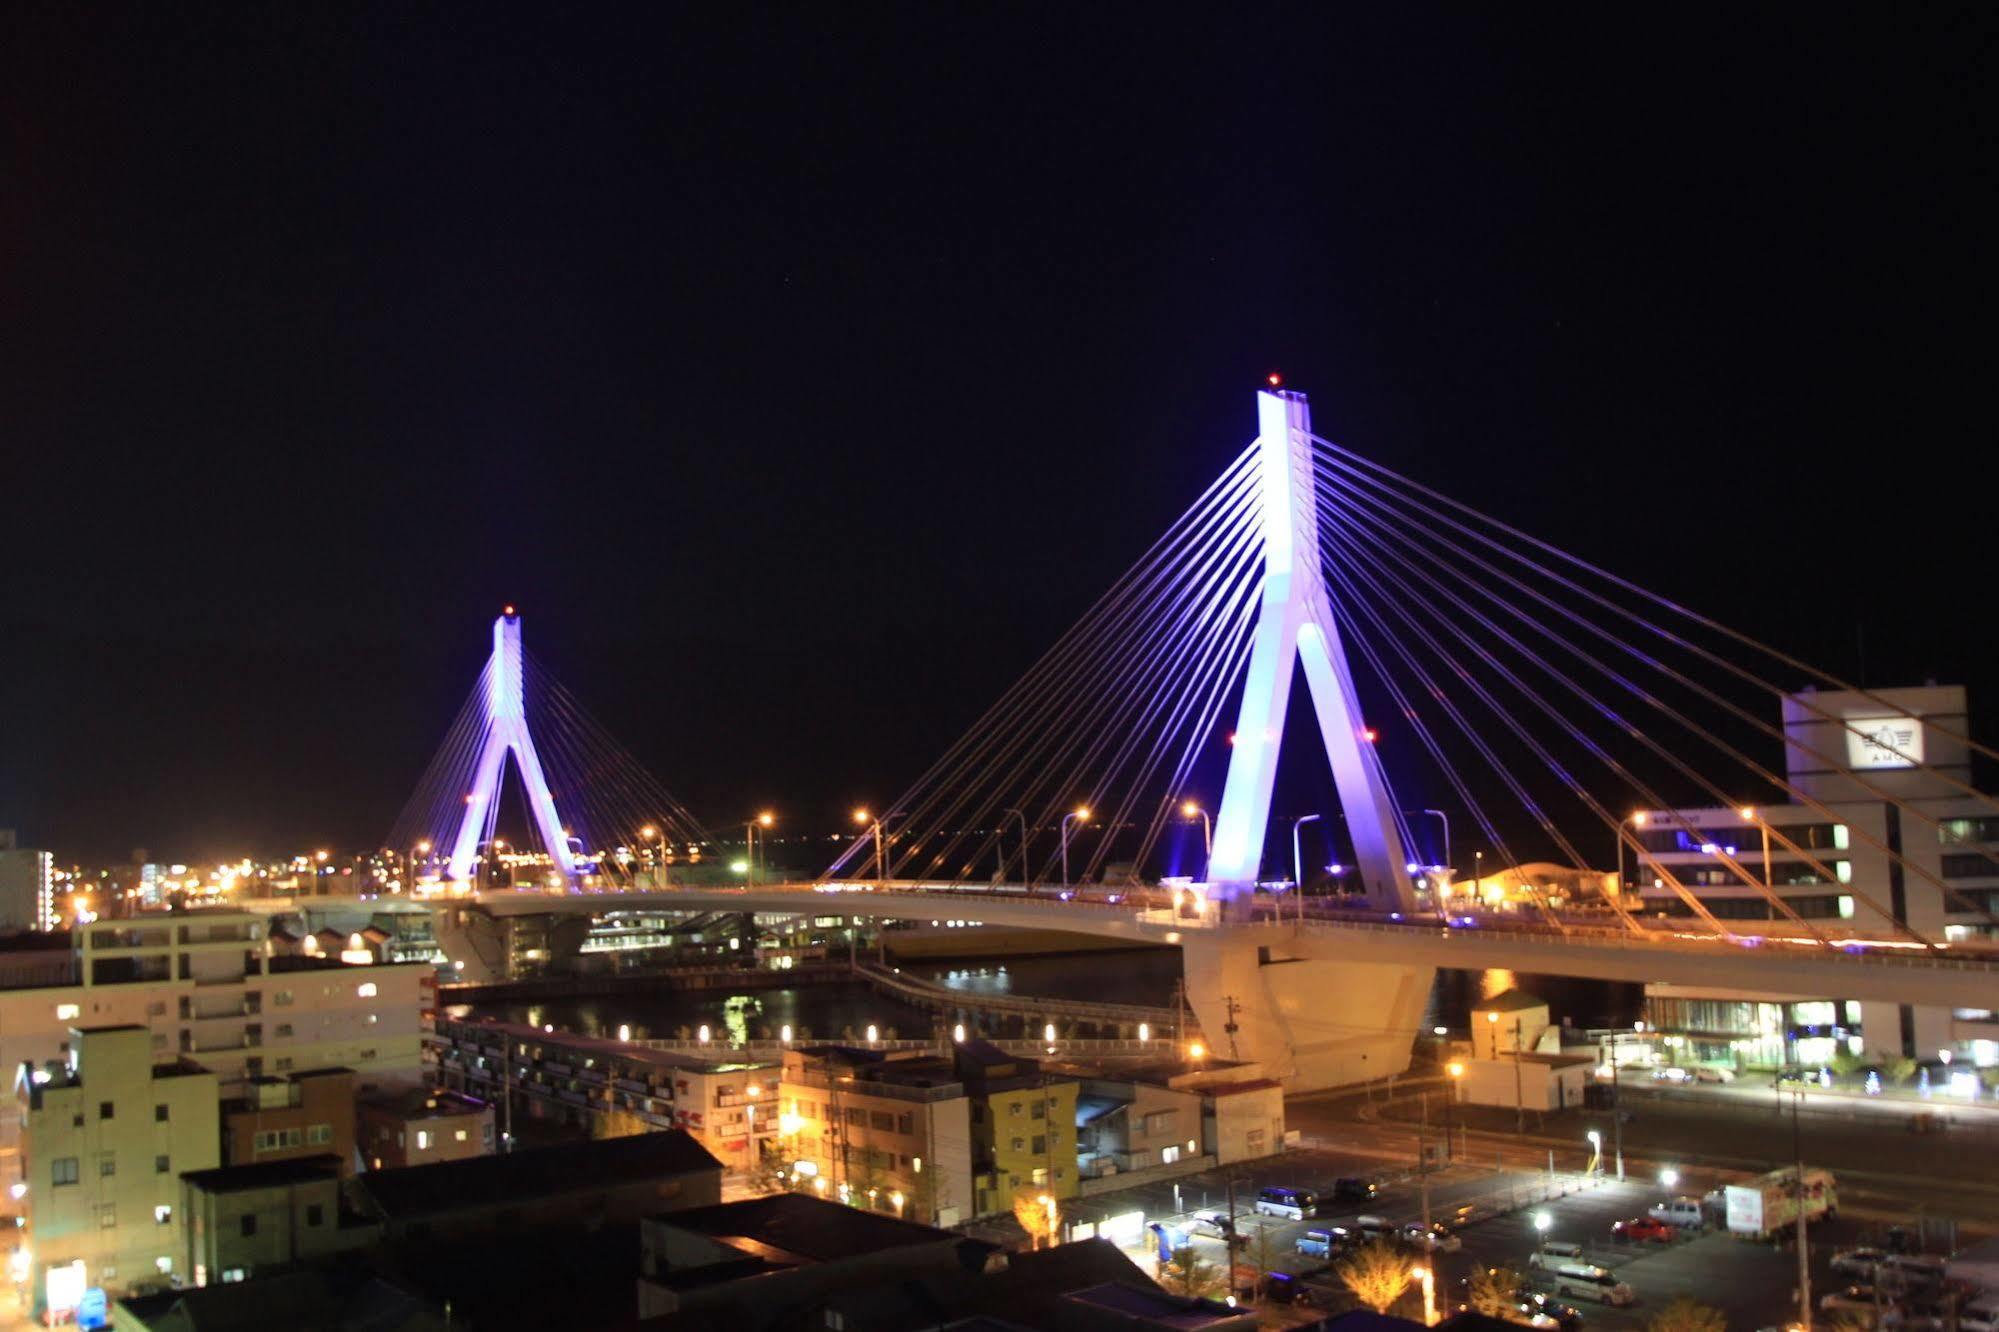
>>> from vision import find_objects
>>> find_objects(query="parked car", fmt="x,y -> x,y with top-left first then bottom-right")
1546,1263 -> 1635,1307
1192,1210 -> 1243,1242
1398,1220 -> 1463,1252
1354,1215 -> 1395,1242
1651,1066 -> 1690,1083
1646,1197 -> 1705,1229
1505,1304 -> 1561,1330
1819,1286 -> 1879,1316
1832,1248 -> 1892,1279
1528,1242 -> 1586,1270
1521,1292 -> 1585,1330
1692,1066 -> 1737,1084
1331,1177 -> 1380,1202
1611,1216 -> 1675,1244
1296,1228 -> 1351,1260
1254,1186 -> 1319,1220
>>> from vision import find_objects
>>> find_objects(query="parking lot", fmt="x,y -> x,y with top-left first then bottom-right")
1065,1143 -> 1886,1328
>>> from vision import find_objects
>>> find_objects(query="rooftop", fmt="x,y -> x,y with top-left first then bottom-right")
182,1154 -> 343,1194
114,1267 -> 434,1332
651,1192 -> 975,1266
358,1086 -> 489,1120
355,1130 -> 720,1220
1472,988 -> 1546,1014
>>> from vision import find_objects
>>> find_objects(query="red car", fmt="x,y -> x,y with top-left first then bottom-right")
1612,1216 -> 1675,1243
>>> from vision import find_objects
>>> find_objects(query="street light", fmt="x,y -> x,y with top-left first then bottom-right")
745,811 -> 775,888
1405,809 -> 1451,880
1659,1167 -> 1680,1189
1291,813 -> 1322,898
1532,1210 -> 1551,1235
1410,1265 -> 1437,1327
1446,1061 -> 1464,1163
853,808 -> 886,888
1181,801 -> 1212,862
1739,806 -> 1775,918
1060,806 -> 1090,886
1586,1129 -> 1602,1175
1002,808 -> 1030,888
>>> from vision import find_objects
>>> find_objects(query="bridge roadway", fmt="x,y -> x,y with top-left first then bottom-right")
462,880 -> 1999,1010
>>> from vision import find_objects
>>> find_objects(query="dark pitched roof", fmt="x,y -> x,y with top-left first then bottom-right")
356,1131 -> 720,1220
114,1269 -> 437,1332
652,1192 -> 970,1264
182,1154 -> 343,1193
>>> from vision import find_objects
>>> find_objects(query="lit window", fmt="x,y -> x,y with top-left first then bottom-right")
453,1129 -> 467,1142
55,1004 -> 79,1021
357,983 -> 377,999
416,1130 -> 432,1150
154,1205 -> 172,1225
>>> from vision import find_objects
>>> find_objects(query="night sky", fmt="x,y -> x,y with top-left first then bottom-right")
3,9 -> 1991,863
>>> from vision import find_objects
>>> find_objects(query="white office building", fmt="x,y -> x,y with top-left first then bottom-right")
0,833 -> 55,932
1632,684 -> 1999,1069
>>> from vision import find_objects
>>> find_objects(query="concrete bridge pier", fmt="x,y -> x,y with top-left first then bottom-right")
1181,930 -> 1433,1092
431,904 -> 590,984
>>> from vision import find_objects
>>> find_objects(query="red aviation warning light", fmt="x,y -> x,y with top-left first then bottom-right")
1266,371 -> 1283,388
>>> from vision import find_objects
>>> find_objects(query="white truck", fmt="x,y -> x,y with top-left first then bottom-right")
1724,1166 -> 1836,1239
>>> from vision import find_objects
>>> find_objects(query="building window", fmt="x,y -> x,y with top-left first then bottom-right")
1031,1137 -> 1046,1157
155,1104 -> 169,1122
1031,1166 -> 1048,1185
99,1101 -> 114,1121
56,1004 -> 79,1021
357,982 -> 378,998
897,1113 -> 913,1135
416,1130 -> 432,1151
275,991 -> 294,1007
1010,1137 -> 1025,1152
154,1206 -> 172,1225
365,1014 -> 378,1025
453,1129 -> 467,1142
306,1125 -> 331,1146
1030,1100 -> 1045,1120
99,1153 -> 116,1177
99,1204 -> 117,1229
306,1204 -> 324,1227
869,1111 -> 894,1132
240,1215 -> 257,1238
147,1000 -> 166,1017
156,1155 -> 170,1174
276,1024 -> 294,1039
51,1157 -> 79,1186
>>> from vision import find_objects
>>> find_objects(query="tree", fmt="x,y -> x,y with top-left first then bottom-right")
1012,1190 -> 1061,1249
1646,1297 -> 1727,1332
1338,1241 -> 1412,1314
1468,1266 -> 1524,1318
1158,1247 -> 1227,1301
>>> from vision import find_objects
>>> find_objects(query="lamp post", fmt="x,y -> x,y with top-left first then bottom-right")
853,809 -> 885,888
1791,1087 -> 1811,1331
1446,1061 -> 1464,1163
1617,812 -> 1648,902
1740,806 -> 1775,920
1060,807 -> 1090,886
1290,814 -> 1322,901
1003,808 -> 1030,887
411,840 -> 432,892
1405,809 -> 1451,879
1181,801 -> 1211,861
744,811 -> 774,887
639,824 -> 660,887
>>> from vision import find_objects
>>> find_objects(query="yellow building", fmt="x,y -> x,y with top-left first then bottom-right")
955,1042 -> 1078,1219
19,1025 -> 220,1314
777,1047 -> 974,1227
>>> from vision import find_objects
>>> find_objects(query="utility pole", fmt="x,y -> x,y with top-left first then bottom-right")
1793,1090 -> 1811,1331
1610,1033 -> 1625,1181
501,1036 -> 514,1153
1222,994 -> 1242,1061
1513,1017 -> 1525,1135
1418,1092 -> 1432,1229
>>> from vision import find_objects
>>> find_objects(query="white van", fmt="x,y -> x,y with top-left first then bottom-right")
1547,1262 -> 1636,1307
1527,1242 -> 1585,1269
1647,1197 -> 1705,1229
1957,1297 -> 1999,1332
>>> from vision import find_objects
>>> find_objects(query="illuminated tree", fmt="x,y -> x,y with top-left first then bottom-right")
1468,1266 -> 1523,1318
1647,1297 -> 1727,1332
1338,1241 -> 1412,1314
1158,1247 -> 1227,1300
1012,1190 -> 1061,1249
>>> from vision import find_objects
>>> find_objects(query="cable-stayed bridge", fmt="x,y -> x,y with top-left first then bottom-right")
369,385 -> 1999,1090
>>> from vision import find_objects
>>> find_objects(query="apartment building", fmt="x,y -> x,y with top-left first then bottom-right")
220,1068 -> 356,1172
0,909 -> 427,1159
428,1015 -> 778,1169
1632,684 -> 1999,1065
180,1155 -> 372,1285
357,1087 -> 493,1169
777,1046 -> 975,1227
19,1026 -> 220,1314
954,1041 -> 1080,1219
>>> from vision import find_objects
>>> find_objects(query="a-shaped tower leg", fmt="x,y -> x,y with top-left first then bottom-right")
446,612 -> 578,884
1205,389 -> 1418,911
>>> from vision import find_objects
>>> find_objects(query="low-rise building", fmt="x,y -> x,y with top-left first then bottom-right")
956,1040 -> 1080,1218
0,909 -> 427,1160
357,1087 -> 492,1169
429,1015 -> 777,1169
778,1045 -> 975,1226
115,1267 -> 444,1332
221,1068 -> 356,1172
1075,1078 -> 1206,1179
18,1025 -> 219,1312
347,1130 -> 721,1245
179,1155 -> 377,1284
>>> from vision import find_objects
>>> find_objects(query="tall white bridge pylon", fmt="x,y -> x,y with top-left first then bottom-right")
1207,389 -> 1417,908
445,611 -> 577,884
